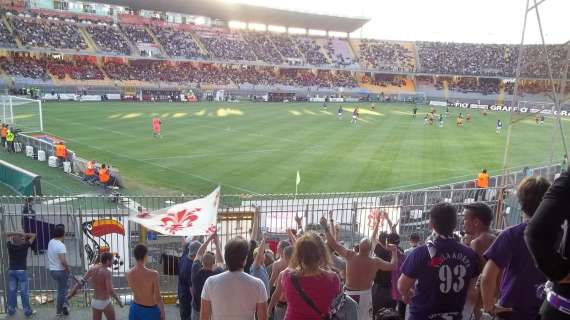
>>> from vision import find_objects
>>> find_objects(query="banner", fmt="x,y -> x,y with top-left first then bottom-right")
446,101 -> 570,116
77,215 -> 129,273
130,186 -> 221,236
429,100 -> 447,107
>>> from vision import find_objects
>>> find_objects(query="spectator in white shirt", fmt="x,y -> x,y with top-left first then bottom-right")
47,224 -> 70,316
201,237 -> 268,320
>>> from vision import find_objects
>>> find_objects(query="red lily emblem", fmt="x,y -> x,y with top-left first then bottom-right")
428,256 -> 444,267
367,211 -> 385,229
160,208 -> 201,234
207,225 -> 218,234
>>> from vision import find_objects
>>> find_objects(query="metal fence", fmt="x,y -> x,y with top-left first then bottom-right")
0,163 -> 561,313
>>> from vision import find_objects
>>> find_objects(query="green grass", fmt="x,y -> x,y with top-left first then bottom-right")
18,101 -> 568,195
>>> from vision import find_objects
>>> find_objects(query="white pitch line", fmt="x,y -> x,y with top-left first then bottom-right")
44,132 -> 260,195
140,146 -> 323,162
140,149 -> 282,161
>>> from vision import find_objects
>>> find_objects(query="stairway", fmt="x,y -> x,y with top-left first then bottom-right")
145,26 -> 168,58
117,28 -> 139,57
190,31 -> 209,57
266,35 -> 286,62
2,17 -> 22,48
412,42 -> 421,72
78,26 -> 97,52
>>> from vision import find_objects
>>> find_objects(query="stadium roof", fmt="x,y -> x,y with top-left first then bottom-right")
98,0 -> 370,33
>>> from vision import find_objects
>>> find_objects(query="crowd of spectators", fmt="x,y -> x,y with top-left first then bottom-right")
294,37 -> 328,66
86,24 -> 131,55
267,33 -> 302,59
43,57 -> 104,80
2,8 -> 568,80
197,31 -> 257,61
519,45 -> 569,79
242,32 -> 283,64
325,38 -> 356,67
0,21 -> 16,48
358,40 -> 416,72
151,26 -> 207,60
417,42 -> 517,76
0,55 -> 50,80
120,24 -> 153,44
11,17 -> 87,50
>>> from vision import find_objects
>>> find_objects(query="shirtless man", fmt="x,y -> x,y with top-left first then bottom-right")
320,215 -> 397,319
126,244 -> 164,320
268,240 -> 290,291
70,252 -> 123,320
462,203 -> 496,320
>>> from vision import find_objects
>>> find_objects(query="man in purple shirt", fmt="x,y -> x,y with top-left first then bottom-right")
398,203 -> 479,320
481,176 -> 550,320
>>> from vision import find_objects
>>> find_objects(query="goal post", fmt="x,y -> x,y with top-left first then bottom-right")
397,92 -> 427,105
0,95 -> 43,133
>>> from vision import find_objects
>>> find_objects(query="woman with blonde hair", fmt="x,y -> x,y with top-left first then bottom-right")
276,232 -> 340,320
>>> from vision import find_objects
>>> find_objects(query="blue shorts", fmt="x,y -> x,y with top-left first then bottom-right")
129,303 -> 160,320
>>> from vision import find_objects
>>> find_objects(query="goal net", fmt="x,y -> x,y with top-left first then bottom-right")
0,95 -> 43,133
397,92 -> 427,105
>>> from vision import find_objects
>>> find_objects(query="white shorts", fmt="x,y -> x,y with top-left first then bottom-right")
352,115 -> 357,119
91,298 -> 112,311
345,289 -> 372,320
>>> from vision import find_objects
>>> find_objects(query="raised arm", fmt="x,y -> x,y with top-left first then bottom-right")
25,232 -> 36,243
212,233 -> 224,265
268,271 -> 285,318
196,234 -> 214,262
254,235 -> 266,268
328,210 -> 337,240
370,210 -> 381,250
251,208 -> 260,242
373,244 -> 397,271
286,228 -> 297,244
320,216 -> 351,258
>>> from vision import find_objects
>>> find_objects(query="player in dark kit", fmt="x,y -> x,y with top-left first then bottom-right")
398,203 -> 479,320
413,107 -> 418,118
337,106 -> 343,120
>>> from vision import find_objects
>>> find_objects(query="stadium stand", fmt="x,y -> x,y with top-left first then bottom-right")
356,39 -> 416,72
9,16 -> 88,50
120,23 -> 154,44
0,17 -> 17,48
320,38 -> 358,68
416,42 -> 517,77
0,55 -> 50,81
196,30 -> 257,61
294,36 -> 329,66
0,7 -> 566,98
242,32 -> 283,64
151,26 -> 208,60
85,24 -> 131,55
44,56 -> 105,81
268,33 -> 303,60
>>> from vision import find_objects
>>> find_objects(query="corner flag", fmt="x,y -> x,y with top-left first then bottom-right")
296,170 -> 301,186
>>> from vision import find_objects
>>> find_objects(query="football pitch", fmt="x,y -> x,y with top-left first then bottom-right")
34,101 -> 569,195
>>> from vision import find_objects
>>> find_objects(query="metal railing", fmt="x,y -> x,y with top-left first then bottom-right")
0,181 -> 539,313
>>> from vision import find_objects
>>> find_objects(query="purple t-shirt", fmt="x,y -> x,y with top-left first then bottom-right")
402,238 -> 479,320
483,223 -> 546,320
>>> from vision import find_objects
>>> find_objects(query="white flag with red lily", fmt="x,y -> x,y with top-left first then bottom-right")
130,186 -> 221,236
